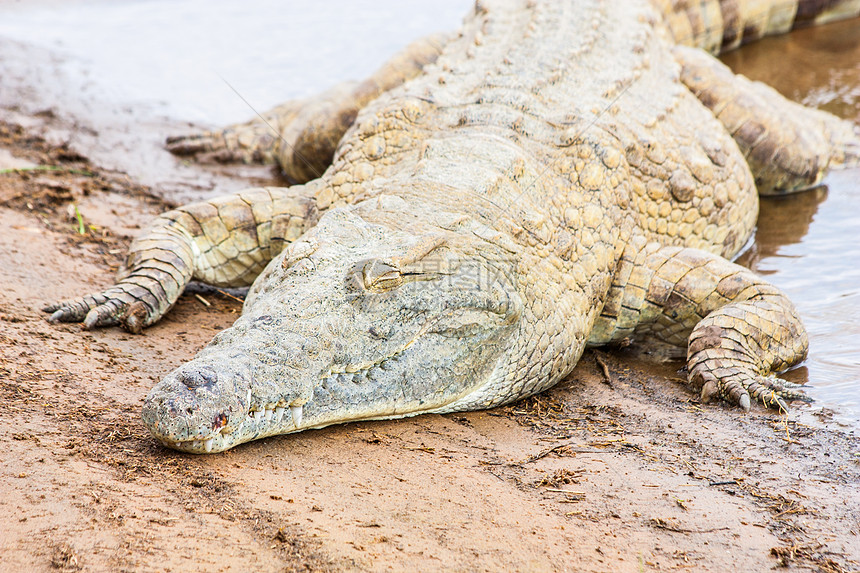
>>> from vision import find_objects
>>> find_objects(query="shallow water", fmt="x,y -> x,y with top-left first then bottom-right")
0,0 -> 469,124
723,18 -> 860,429
0,2 -> 857,428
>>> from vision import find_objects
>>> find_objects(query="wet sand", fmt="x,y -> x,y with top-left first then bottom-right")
1,12 -> 860,573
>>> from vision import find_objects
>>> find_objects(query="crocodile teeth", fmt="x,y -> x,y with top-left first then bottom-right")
192,440 -> 202,449
274,406 -> 285,422
264,408 -> 274,421
203,438 -> 214,453
253,409 -> 264,422
290,405 -> 303,427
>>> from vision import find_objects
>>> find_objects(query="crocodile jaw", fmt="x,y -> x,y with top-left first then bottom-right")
142,313 -> 521,455
142,208 -> 523,453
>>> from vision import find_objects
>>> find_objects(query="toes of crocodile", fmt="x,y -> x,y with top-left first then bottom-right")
79,299 -> 148,334
690,368 -> 813,412
44,293 -> 110,324
695,368 -> 809,412
164,133 -> 222,156
166,134 -> 262,165
747,375 -> 812,411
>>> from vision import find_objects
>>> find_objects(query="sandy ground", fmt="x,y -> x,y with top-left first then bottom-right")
1,118 -> 859,573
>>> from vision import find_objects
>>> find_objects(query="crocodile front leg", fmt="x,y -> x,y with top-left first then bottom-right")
166,34 -> 449,182
589,237 -> 809,411
44,184 -> 320,332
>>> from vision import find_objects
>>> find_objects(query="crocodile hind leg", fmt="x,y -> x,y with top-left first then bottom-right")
44,183 -> 322,333
674,44 -> 860,194
589,237 -> 809,411
166,34 -> 449,183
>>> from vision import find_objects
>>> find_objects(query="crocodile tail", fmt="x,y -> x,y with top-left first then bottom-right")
660,0 -> 860,54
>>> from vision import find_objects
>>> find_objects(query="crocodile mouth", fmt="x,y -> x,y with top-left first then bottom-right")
157,401 -> 305,454
152,350 -> 405,454
148,290 -> 517,453
153,342 -> 442,453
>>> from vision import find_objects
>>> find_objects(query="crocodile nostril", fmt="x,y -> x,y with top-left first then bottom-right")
178,367 -> 218,389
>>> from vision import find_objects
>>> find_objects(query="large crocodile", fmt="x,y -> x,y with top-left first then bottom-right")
46,0 -> 860,453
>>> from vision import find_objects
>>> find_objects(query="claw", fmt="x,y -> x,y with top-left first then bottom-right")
775,378 -> 804,390
82,299 -> 123,329
164,133 -> 211,150
83,308 -> 105,329
44,283 -> 161,332
700,379 -> 719,404
44,294 -> 108,324
774,395 -> 788,413
48,308 -> 70,323
691,364 -> 809,412
121,301 -> 149,334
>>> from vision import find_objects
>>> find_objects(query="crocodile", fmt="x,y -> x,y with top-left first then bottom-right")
45,0 -> 860,453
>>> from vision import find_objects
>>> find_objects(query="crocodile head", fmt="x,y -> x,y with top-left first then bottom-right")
142,206 -> 523,453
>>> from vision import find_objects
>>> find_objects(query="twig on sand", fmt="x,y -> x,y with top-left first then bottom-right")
524,441 -> 613,463
594,352 -> 613,386
215,288 -> 245,304
649,518 -> 729,534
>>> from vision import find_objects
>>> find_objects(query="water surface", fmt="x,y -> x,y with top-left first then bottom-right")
723,18 -> 860,430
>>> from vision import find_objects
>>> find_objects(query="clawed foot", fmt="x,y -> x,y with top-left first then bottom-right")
166,83 -> 361,183
44,286 -> 159,334
165,98 -> 312,166
691,365 -> 812,413
166,124 -> 279,165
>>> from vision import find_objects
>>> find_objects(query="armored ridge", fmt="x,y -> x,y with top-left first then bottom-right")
46,0 -> 860,452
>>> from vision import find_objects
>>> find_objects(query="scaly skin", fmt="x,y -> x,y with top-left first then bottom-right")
46,0 -> 860,453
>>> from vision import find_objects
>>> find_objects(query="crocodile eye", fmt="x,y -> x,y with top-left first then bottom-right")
362,260 -> 403,291
351,249 -> 448,293
369,270 -> 403,290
